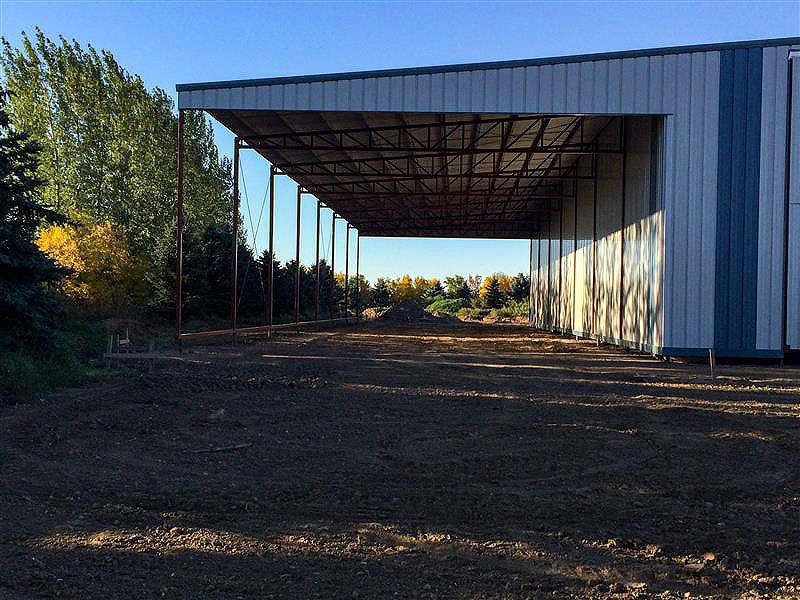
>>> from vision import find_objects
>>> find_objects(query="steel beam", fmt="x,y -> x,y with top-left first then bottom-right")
344,224 -> 350,317
330,214 -> 337,318
267,165 -> 275,334
355,231 -> 360,319
175,110 -> 185,345
294,185 -> 302,326
315,200 -> 321,321
231,138 -> 240,341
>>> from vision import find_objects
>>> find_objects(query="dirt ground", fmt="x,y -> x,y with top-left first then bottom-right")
2,322 -> 799,599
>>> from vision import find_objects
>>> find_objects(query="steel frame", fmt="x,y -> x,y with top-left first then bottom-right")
175,110 -> 621,343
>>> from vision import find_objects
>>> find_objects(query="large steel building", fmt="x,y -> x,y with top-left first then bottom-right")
177,37 -> 800,358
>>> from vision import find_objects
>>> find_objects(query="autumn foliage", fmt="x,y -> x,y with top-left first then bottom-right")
36,220 -> 149,312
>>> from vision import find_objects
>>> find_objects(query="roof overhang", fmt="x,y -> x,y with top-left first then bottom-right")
211,110 -> 620,238
176,37 -> 798,239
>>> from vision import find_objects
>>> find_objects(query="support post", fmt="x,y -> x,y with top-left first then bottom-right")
267,165 -> 276,335
231,138 -> 240,342
295,186 -> 302,326
344,223 -> 350,317
528,238 -> 533,325
315,200 -> 321,321
175,110 -> 185,346
619,117 -> 627,343
330,214 -> 337,318
356,231 -> 361,319
591,147 -> 598,339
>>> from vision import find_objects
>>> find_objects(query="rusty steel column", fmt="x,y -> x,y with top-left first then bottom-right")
315,200 -> 321,321
355,231 -> 361,319
344,224 -> 350,317
231,138 -> 240,342
267,165 -> 276,335
294,186 -> 301,326
330,214 -> 337,318
175,110 -> 185,346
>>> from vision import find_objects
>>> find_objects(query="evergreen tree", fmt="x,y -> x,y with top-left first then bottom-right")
422,279 -> 445,305
0,89 -> 66,345
510,272 -> 530,302
445,275 -> 472,305
369,277 -> 392,308
484,277 -> 503,309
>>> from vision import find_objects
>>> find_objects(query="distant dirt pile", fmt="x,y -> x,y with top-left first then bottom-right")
376,300 -> 460,325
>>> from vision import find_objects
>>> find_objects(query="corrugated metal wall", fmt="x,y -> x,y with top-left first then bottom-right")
756,46 -> 791,350
180,40 -> 800,356
530,117 -> 663,351
787,55 -> 800,349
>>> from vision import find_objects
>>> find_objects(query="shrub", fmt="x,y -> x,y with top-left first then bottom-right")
0,318 -> 108,404
425,295 -> 464,315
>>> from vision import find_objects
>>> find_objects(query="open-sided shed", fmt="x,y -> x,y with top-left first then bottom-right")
176,37 -> 800,358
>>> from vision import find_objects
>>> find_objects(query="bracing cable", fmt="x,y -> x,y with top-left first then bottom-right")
236,160 -> 270,312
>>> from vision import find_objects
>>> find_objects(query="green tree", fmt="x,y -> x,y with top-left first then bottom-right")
422,279 -> 445,305
2,29 -> 232,312
484,277 -> 503,309
0,89 -> 66,344
445,275 -> 472,305
369,277 -> 392,308
510,272 -> 530,302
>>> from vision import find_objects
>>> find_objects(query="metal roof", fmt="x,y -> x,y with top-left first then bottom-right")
221,110 -> 618,238
177,37 -> 798,239
177,37 -> 800,92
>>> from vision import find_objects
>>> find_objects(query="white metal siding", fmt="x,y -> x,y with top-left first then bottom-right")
661,52 -> 720,350
787,56 -> 800,349
179,50 -> 719,350
757,46 -> 791,350
573,178 -> 595,336
560,194 -> 576,332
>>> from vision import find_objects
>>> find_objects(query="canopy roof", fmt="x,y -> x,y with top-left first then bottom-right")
178,39 -> 800,238
211,110 -> 619,238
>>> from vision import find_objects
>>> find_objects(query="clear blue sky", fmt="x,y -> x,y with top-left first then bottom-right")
2,1 -> 798,282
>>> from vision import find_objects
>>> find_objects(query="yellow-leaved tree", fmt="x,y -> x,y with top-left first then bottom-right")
37,220 -> 150,313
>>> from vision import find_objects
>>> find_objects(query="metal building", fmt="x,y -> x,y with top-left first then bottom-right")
176,37 -> 800,358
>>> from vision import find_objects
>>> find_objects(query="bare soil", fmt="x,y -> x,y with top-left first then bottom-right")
2,323 -> 799,599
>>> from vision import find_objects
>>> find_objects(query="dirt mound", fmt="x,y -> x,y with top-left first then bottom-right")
377,300 -> 460,324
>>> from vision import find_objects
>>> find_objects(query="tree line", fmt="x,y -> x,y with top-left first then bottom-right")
0,30 -> 531,397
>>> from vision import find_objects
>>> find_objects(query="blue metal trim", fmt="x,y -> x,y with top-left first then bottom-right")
714,47 -> 762,353
176,37 -> 800,92
661,347 -> 784,359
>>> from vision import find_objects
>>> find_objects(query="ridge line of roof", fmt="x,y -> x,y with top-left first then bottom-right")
176,37 -> 800,92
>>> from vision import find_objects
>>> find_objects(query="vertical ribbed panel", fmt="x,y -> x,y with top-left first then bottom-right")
787,56 -> 800,349
622,118 -> 662,348
535,223 -> 550,328
756,46 -> 791,350
548,216 -> 560,327
573,177 -> 595,336
179,51 -> 723,119
594,148 -> 624,340
529,238 -> 540,327
662,51 -> 720,350
560,193 -> 576,332
526,118 -> 661,349
714,48 -> 762,353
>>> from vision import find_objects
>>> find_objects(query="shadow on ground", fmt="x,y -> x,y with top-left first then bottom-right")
2,323 -> 799,598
